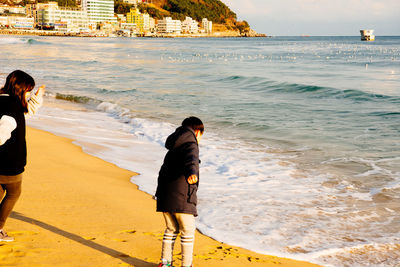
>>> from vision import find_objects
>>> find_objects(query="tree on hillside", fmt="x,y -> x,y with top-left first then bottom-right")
57,0 -> 76,7
138,3 -> 165,19
162,0 -> 236,24
236,20 -> 250,34
115,0 -> 132,14
36,0 -> 76,7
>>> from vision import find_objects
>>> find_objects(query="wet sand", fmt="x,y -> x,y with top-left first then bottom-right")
0,127 -> 320,266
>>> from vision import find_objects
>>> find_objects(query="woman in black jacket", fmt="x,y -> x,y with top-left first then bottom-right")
156,117 -> 204,267
0,70 -> 44,242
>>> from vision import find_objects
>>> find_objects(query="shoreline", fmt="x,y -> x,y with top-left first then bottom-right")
0,126 -> 321,266
0,29 -> 268,38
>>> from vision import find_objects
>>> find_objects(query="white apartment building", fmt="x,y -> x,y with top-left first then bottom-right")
157,17 -> 181,34
0,16 -> 34,29
116,14 -> 126,22
182,16 -> 198,34
122,0 -> 138,4
142,13 -> 155,32
0,5 -> 26,15
122,0 -> 146,3
202,18 -> 212,33
37,2 -> 89,31
82,0 -> 116,23
142,13 -> 149,32
149,16 -> 155,32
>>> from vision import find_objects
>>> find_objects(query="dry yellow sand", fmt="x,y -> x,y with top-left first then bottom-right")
0,127 -> 321,267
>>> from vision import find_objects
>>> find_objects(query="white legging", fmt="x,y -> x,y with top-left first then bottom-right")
161,212 -> 196,267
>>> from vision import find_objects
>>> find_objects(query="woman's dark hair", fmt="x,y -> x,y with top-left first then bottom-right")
182,116 -> 204,134
1,70 -> 35,113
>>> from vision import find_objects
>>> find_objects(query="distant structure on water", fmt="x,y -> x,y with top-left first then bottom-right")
360,29 -> 375,41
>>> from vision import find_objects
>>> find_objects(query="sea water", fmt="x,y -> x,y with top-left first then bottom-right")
1,36 -> 399,266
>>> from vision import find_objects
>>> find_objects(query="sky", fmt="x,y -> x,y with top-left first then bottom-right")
222,0 -> 400,36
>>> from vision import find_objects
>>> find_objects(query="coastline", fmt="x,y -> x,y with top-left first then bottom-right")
0,126 -> 321,266
0,29 -> 268,38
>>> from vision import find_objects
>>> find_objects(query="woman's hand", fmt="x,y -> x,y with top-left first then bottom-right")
25,85 -> 46,118
36,85 -> 46,97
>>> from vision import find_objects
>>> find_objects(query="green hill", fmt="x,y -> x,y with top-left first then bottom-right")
115,0 -> 251,33
160,0 -> 236,24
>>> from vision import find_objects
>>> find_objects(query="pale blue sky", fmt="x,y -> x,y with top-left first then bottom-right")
222,0 -> 400,36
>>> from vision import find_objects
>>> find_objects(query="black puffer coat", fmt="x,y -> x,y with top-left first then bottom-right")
0,95 -> 26,176
156,126 -> 200,216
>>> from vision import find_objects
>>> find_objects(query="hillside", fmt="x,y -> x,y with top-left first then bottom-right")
160,0 -> 236,24
116,0 -> 252,34
2,0 -> 258,35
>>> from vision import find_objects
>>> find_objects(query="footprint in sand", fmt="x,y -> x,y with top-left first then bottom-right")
143,232 -> 163,241
194,245 -> 281,264
102,229 -> 138,243
0,242 -> 27,265
117,230 -> 137,234
8,230 -> 38,237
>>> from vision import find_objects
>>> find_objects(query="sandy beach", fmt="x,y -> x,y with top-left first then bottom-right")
0,127 -> 320,266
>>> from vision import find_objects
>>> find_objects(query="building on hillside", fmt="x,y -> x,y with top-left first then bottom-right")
0,5 -> 26,15
148,16 -> 155,32
0,15 -> 34,29
120,22 -> 135,30
123,0 -> 138,4
26,2 -> 55,27
142,12 -> 149,32
82,0 -> 116,23
123,0 -> 146,3
116,14 -> 126,23
157,17 -> 181,34
126,7 -> 143,33
182,16 -> 198,34
25,4 -> 36,18
202,18 -> 212,34
126,7 -> 152,34
0,16 -> 6,25
26,2 -> 59,27
36,2 -> 89,31
142,13 -> 156,33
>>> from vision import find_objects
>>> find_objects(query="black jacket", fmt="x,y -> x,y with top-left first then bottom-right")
0,95 -> 27,175
155,126 -> 200,216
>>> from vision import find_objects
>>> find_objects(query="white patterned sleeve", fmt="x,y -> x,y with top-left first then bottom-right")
25,94 -> 44,119
0,115 -> 17,146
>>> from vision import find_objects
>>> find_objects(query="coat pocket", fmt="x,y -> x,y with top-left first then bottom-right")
187,184 -> 198,205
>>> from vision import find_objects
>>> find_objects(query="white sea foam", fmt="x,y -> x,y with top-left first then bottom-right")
311,243 -> 400,267
0,37 -> 31,44
27,96 -> 400,267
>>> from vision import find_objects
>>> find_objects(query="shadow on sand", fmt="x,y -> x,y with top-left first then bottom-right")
10,211 -> 158,267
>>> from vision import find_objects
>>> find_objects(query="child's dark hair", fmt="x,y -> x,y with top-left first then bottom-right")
182,116 -> 204,134
1,70 -> 35,113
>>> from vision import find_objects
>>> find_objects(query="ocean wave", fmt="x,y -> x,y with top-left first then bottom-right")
54,93 -> 137,120
214,75 -> 268,85
222,75 -> 243,81
269,82 -> 400,103
98,88 -> 137,94
367,111 -> 400,117
313,243 -> 400,267
0,37 -> 35,44
215,74 -> 400,103
27,38 -> 39,44
96,101 -> 130,116
55,93 -> 101,105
